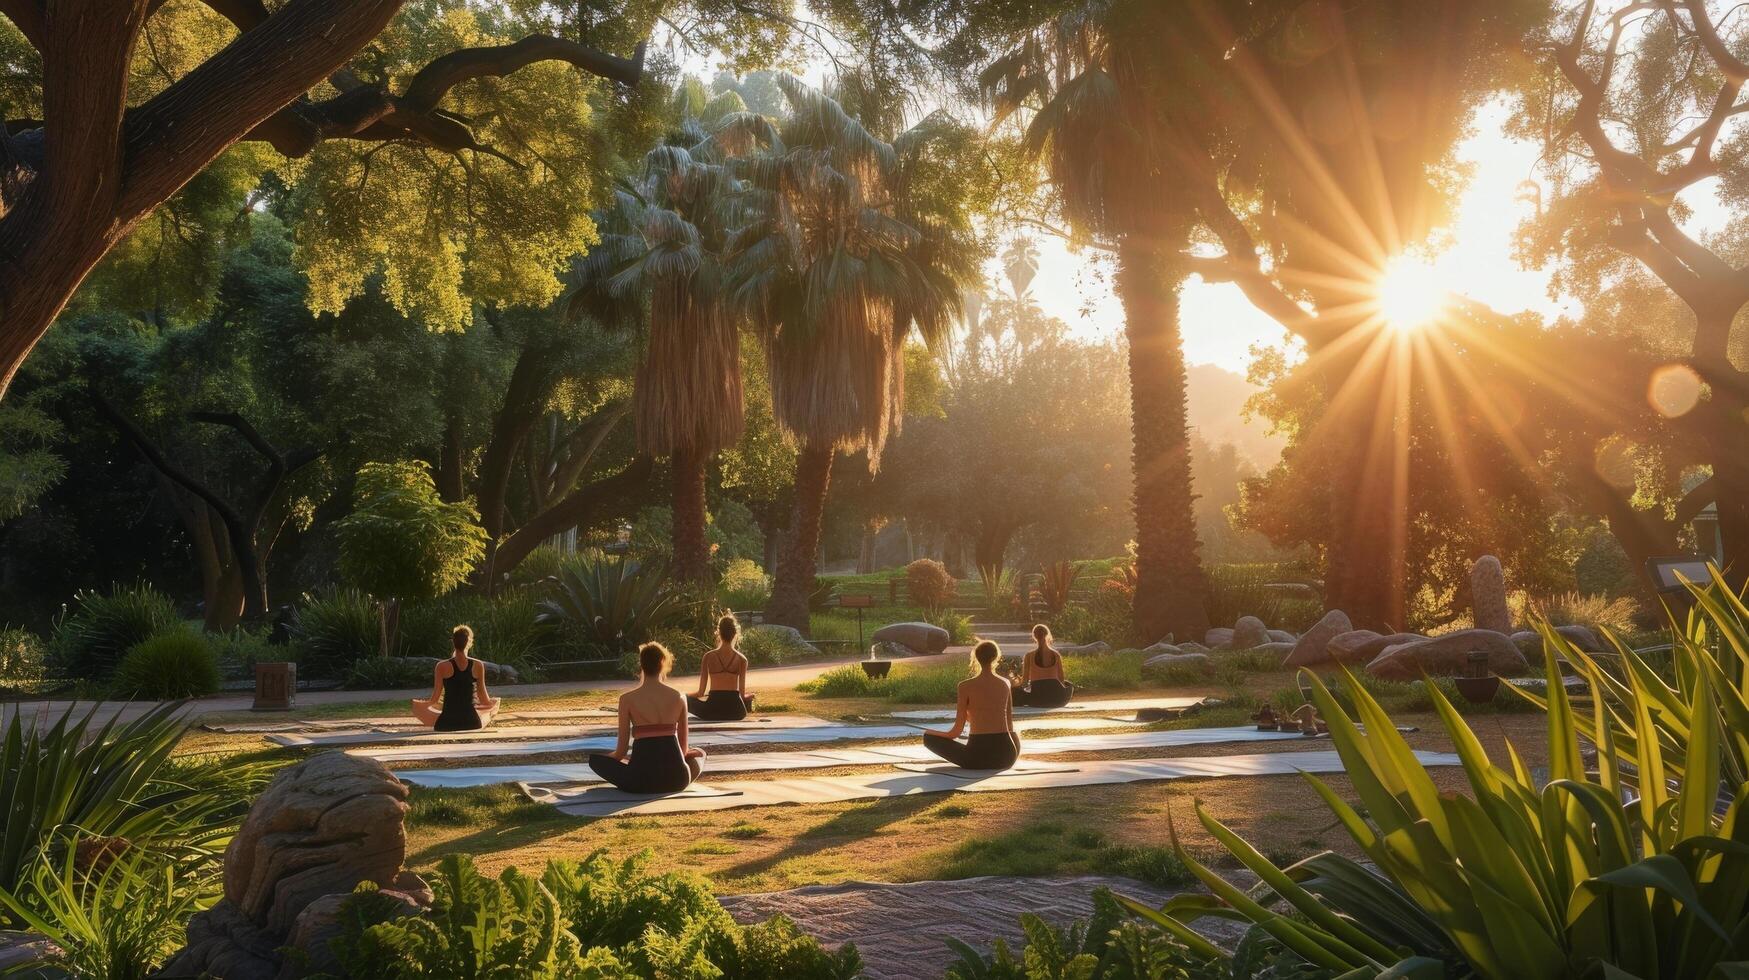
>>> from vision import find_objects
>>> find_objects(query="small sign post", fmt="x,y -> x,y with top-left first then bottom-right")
1644,554 -> 1721,620
838,593 -> 875,652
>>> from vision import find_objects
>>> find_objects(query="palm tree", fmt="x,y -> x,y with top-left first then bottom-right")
981,0 -> 1223,643
729,74 -> 982,631
570,88 -> 779,584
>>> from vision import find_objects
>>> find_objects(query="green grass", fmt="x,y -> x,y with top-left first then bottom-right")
723,822 -> 770,840
405,784 -> 561,829
926,819 -> 1197,886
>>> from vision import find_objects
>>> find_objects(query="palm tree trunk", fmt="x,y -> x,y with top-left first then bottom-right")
671,443 -> 712,584
1117,236 -> 1209,644
765,443 -> 834,632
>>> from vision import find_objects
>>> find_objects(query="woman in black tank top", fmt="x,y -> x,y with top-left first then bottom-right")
411,625 -> 501,730
1012,624 -> 1074,708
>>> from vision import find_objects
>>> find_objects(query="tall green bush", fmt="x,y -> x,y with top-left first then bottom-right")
48,583 -> 183,680
536,557 -> 692,656
0,626 -> 44,686
291,589 -> 379,678
111,632 -> 221,699
908,559 -> 957,612
336,460 -> 487,601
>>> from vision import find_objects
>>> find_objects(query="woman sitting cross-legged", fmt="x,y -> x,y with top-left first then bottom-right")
410,625 -> 501,731
688,614 -> 755,721
1011,624 -> 1075,709
920,640 -> 1021,770
588,643 -> 705,794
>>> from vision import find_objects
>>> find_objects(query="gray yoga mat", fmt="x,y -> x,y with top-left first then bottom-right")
537,750 -> 1464,817
270,714 -> 830,748
891,762 -> 1080,778
394,725 -> 1306,788
885,696 -> 1206,720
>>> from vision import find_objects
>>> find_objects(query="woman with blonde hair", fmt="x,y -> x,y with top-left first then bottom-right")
410,626 -> 500,730
588,642 -> 705,793
919,641 -> 1021,770
689,614 -> 754,720
1011,624 -> 1074,708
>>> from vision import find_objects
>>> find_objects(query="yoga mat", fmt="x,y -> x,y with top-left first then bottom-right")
270,714 -> 831,747
203,706 -> 619,734
521,783 -> 743,805
540,750 -> 1464,817
395,726 -> 1306,788
886,697 -> 1206,720
892,762 -> 1079,778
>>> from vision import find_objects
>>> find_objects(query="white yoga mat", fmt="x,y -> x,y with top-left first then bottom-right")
202,706 -> 620,734
394,726 -> 1306,788
885,697 -> 1206,720
270,714 -> 831,748
539,750 -> 1463,817
522,783 -> 744,805
892,762 -> 1079,778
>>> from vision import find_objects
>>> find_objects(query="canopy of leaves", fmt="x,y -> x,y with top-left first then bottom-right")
335,460 -> 487,599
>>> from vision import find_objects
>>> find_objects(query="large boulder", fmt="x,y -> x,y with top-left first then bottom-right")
1282,610 -> 1353,668
160,753 -> 424,980
1055,641 -> 1110,656
1144,651 -> 1213,672
869,621 -> 950,655
1510,625 -> 1605,665
1175,641 -> 1211,655
1240,641 -> 1295,659
1231,616 -> 1270,650
1329,630 -> 1424,664
1266,629 -> 1297,644
1366,629 -> 1529,682
1469,555 -> 1511,633
1204,628 -> 1235,648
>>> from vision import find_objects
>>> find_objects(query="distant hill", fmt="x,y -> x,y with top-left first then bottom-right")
1186,362 -> 1284,467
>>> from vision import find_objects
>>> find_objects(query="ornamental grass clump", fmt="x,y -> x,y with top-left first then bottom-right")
1116,606 -> 1749,978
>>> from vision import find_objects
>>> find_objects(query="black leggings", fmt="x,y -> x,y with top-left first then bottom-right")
1012,679 -> 1073,709
587,736 -> 700,794
687,691 -> 754,721
923,731 -> 1021,770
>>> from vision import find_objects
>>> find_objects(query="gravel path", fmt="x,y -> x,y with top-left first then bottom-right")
718,875 -> 1247,979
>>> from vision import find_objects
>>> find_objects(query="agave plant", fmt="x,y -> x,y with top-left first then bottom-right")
535,557 -> 693,653
0,701 -> 261,920
1518,571 -> 1749,789
1117,638 -> 1749,978
1038,561 -> 1082,616
978,564 -> 1016,614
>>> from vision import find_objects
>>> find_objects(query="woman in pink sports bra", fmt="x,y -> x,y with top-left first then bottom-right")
587,643 -> 705,793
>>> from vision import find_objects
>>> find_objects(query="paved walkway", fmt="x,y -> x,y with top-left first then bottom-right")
718,875 -> 1247,979
0,651 -> 960,728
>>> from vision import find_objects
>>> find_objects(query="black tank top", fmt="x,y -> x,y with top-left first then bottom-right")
1034,648 -> 1058,669
442,657 -> 476,704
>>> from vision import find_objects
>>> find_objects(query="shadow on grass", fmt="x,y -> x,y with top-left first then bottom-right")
402,783 -> 579,866
717,792 -> 943,881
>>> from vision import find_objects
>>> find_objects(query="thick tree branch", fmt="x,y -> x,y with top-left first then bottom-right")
400,36 -> 645,114
490,457 -> 654,575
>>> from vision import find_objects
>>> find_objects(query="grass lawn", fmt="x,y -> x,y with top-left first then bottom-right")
168,657 -> 1550,900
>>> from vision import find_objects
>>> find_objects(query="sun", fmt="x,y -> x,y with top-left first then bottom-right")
1374,255 -> 1445,331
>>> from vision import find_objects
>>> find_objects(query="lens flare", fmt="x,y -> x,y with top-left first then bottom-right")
1375,256 -> 1445,332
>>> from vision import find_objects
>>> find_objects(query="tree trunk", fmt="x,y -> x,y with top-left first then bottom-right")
765,444 -> 834,632
973,523 -> 1013,574
1321,438 -> 1405,631
437,413 -> 466,502
1704,386 -> 1749,592
1116,237 -> 1209,644
670,443 -> 711,584
489,458 -> 654,575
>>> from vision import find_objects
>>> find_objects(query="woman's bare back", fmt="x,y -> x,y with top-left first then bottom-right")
960,672 -> 1013,734
620,683 -> 684,726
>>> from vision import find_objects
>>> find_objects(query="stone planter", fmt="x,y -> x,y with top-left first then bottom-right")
860,660 -> 892,679
1454,674 -> 1501,704
253,662 -> 296,711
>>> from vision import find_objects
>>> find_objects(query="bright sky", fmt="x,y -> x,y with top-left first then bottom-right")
1022,100 -> 1584,374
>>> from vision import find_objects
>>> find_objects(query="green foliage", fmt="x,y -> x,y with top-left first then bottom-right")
316,851 -> 858,979
0,626 -> 44,686
291,589 -> 380,679
0,836 -> 221,980
0,702 -> 260,914
947,890 -> 1204,980
0,403 -> 67,520
739,625 -> 816,667
510,545 -> 570,587
336,460 -> 487,600
908,559 -> 958,612
720,558 -> 772,611
343,657 -> 435,691
1038,561 -> 1081,615
1201,564 -> 1320,633
48,583 -> 183,681
206,626 -> 286,670
925,608 -> 976,645
111,632 -> 221,700
1118,633 -> 1749,978
536,557 -> 693,655
978,564 -> 1017,614
1051,587 -> 1137,647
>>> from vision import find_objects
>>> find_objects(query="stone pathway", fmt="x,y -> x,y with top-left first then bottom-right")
718,875 -> 1247,979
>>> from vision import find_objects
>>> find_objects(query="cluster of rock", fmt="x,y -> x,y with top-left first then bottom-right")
159,753 -> 431,980
1141,555 -> 1606,681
